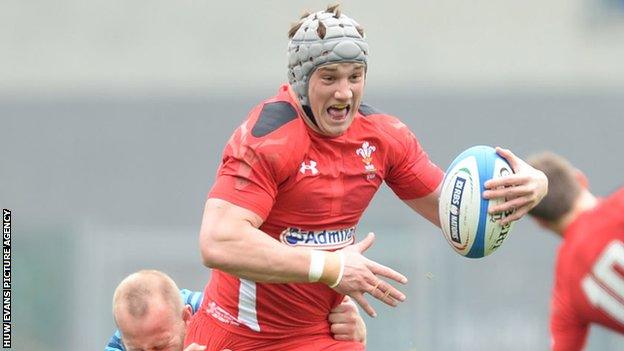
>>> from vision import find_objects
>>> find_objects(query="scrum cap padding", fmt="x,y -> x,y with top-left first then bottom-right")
287,11 -> 368,106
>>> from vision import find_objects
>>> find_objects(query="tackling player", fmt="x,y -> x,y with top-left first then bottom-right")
108,270 -> 366,351
188,4 -> 548,350
527,152 -> 624,351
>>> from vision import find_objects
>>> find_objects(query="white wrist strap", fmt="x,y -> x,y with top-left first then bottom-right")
308,250 -> 325,282
329,251 -> 345,288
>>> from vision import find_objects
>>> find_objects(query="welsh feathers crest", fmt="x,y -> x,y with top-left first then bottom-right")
356,141 -> 377,178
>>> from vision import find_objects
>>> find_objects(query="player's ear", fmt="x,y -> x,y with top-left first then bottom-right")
182,305 -> 192,325
574,169 -> 589,189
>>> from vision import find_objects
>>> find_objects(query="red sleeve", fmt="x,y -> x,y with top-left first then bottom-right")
550,262 -> 589,351
208,121 -> 285,220
381,118 -> 443,199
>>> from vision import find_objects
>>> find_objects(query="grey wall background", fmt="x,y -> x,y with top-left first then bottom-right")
2,1 -> 624,350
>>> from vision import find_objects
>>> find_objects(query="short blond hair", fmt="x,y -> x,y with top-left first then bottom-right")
112,270 -> 183,323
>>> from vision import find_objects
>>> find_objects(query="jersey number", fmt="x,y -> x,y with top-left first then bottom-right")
582,240 -> 624,323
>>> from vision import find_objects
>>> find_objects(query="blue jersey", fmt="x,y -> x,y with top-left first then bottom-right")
105,289 -> 203,351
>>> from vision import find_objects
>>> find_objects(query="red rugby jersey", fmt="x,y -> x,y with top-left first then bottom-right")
204,84 -> 443,337
550,188 -> 624,351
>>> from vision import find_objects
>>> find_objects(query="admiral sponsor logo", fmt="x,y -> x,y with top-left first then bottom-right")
280,227 -> 355,249
449,177 -> 466,244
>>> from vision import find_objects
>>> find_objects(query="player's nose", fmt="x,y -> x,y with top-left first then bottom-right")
334,79 -> 353,101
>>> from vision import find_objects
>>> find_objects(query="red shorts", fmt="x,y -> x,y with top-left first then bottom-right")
185,309 -> 365,351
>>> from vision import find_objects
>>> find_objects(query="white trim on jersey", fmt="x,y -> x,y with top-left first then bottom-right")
238,278 -> 260,332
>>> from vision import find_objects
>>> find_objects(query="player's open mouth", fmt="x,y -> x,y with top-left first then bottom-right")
327,104 -> 350,120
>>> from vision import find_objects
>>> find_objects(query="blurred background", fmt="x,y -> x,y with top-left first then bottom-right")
2,0 -> 624,350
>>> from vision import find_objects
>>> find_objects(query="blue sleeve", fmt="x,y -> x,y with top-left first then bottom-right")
180,289 -> 204,314
105,330 -> 125,351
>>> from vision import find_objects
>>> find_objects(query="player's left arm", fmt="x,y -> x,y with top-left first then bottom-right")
329,296 -> 367,344
403,184 -> 442,228
378,115 -> 444,227
403,147 -> 548,227
482,147 -> 548,225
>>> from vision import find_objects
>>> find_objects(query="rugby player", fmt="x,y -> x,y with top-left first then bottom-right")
527,152 -> 624,351
107,270 -> 366,351
187,4 -> 548,350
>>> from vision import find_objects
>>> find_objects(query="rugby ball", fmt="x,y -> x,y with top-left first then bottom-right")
438,145 -> 515,258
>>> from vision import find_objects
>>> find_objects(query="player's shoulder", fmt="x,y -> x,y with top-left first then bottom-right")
249,100 -> 300,138
246,86 -> 306,138
238,94 -> 308,151
604,187 -> 624,208
225,88 -> 309,172
567,187 -> 624,245
588,187 -> 624,231
358,102 -> 386,118
357,102 -> 414,143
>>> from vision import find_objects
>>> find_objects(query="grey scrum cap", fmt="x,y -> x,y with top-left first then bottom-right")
287,10 -> 369,106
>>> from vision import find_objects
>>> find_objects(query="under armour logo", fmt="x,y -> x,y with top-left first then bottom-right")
300,160 -> 318,175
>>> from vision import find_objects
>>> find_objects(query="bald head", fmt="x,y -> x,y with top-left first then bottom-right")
112,270 -> 183,324
112,270 -> 192,350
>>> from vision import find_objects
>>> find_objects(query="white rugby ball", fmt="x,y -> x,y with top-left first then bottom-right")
438,145 -> 515,258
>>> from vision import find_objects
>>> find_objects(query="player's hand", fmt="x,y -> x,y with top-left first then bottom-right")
329,296 -> 367,344
183,343 -> 207,351
333,232 -> 407,317
483,146 -> 548,225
